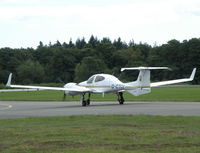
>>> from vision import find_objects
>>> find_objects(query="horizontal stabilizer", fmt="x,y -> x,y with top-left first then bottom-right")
121,67 -> 171,72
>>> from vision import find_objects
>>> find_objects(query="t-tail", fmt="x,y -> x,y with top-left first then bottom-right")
121,67 -> 196,96
121,67 -> 170,96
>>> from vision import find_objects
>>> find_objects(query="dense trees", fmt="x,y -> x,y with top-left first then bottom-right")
74,56 -> 108,82
0,36 -> 199,84
16,60 -> 45,84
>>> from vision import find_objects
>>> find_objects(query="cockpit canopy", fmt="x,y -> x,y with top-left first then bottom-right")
87,76 -> 95,84
95,75 -> 105,82
87,75 -> 105,84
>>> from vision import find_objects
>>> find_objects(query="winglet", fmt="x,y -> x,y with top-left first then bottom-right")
6,73 -> 12,87
190,68 -> 196,80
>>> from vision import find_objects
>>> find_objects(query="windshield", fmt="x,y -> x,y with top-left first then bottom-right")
87,76 -> 95,84
95,75 -> 105,82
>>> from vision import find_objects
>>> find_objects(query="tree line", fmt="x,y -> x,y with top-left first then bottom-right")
0,36 -> 199,85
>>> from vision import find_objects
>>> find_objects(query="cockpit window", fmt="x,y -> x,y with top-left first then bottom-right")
95,76 -> 105,82
87,76 -> 95,84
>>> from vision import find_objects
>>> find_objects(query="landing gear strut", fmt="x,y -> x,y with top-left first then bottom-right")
81,93 -> 91,106
63,92 -> 66,101
117,92 -> 124,105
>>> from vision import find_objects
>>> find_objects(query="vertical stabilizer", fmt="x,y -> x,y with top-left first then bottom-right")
121,67 -> 170,96
136,69 -> 150,87
125,69 -> 151,96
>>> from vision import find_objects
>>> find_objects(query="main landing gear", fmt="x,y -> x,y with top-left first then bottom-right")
81,92 -> 125,106
117,92 -> 124,105
81,93 -> 91,106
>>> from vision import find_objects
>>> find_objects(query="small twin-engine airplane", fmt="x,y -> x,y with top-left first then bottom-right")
6,67 -> 196,106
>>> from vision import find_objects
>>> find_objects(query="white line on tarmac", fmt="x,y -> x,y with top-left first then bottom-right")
0,104 -> 12,110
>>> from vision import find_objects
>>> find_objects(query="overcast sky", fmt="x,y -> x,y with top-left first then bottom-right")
1,0 -> 200,48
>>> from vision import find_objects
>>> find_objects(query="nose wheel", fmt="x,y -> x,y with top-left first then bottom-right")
117,92 -> 124,105
81,93 -> 91,106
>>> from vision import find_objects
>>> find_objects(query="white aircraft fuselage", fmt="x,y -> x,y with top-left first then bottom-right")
64,74 -> 125,95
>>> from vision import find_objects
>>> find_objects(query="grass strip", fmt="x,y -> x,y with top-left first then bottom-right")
0,115 -> 200,153
0,87 -> 200,102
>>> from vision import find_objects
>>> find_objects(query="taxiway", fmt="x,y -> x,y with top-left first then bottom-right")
0,101 -> 200,118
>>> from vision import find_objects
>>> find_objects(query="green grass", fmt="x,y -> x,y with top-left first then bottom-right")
0,115 -> 200,153
0,87 -> 200,102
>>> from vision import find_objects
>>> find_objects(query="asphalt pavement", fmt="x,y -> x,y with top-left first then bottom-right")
0,101 -> 200,118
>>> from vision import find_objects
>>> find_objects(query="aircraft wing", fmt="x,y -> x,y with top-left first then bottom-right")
6,73 -> 91,93
150,68 -> 196,87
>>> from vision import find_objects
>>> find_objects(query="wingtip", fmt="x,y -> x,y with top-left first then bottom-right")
121,68 -> 125,72
190,68 -> 196,80
6,73 -> 12,87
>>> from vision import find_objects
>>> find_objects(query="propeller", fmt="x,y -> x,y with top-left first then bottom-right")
57,77 -> 66,101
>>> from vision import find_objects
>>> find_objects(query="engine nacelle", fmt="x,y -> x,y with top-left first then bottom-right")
63,83 -> 82,96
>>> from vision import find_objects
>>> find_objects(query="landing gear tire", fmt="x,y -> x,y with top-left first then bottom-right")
117,92 -> 125,105
82,100 -> 90,106
86,99 -> 90,106
82,100 -> 87,106
119,99 -> 124,105
81,93 -> 91,106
